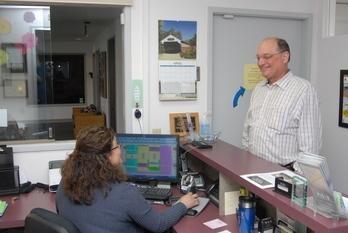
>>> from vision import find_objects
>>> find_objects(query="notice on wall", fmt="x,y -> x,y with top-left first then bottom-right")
243,64 -> 264,91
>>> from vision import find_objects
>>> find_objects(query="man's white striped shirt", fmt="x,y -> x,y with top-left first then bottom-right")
242,72 -> 322,165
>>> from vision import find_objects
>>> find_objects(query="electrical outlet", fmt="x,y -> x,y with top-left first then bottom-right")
152,128 -> 161,134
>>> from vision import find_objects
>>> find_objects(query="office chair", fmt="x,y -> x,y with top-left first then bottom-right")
24,208 -> 81,233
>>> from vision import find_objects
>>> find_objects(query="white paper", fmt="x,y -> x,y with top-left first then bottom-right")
342,196 -> 348,216
159,61 -> 196,82
224,191 -> 240,215
218,230 -> 231,233
203,218 -> 227,229
0,109 -> 8,127
49,168 -> 62,186
240,170 -> 298,189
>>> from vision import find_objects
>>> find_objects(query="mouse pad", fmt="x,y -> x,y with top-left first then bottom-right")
192,197 -> 209,214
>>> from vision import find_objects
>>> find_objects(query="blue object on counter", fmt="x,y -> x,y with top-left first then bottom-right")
238,196 -> 256,233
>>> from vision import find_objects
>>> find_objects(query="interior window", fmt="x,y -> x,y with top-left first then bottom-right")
0,4 -> 121,143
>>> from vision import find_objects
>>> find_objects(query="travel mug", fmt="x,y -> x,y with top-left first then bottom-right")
238,196 -> 256,233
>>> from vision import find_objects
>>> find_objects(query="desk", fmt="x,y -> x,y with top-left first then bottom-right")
181,140 -> 348,233
0,188 -> 236,232
0,189 -> 56,229
3,139 -> 348,232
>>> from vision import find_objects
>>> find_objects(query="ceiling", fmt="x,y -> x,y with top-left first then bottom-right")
50,5 -> 123,41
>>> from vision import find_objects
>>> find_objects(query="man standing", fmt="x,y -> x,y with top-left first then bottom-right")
242,37 -> 322,170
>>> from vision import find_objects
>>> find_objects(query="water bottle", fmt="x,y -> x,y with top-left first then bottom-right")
238,196 -> 256,233
200,112 -> 211,139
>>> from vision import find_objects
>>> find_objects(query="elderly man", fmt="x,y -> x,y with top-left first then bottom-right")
242,37 -> 322,170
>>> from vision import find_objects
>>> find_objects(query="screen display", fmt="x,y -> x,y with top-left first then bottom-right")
116,133 -> 179,183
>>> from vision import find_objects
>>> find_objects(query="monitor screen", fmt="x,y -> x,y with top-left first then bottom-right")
116,133 -> 179,183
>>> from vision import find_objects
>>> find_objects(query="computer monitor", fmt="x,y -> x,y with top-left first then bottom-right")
116,133 -> 179,183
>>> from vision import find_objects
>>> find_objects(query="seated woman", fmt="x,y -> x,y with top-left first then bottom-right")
56,126 -> 199,233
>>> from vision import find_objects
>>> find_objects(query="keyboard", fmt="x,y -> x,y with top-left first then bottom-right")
134,184 -> 172,201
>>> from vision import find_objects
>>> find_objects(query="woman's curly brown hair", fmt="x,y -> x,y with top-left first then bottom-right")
61,126 -> 127,205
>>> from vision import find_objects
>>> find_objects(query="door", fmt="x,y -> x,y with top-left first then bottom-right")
108,37 -> 116,131
211,11 -> 312,147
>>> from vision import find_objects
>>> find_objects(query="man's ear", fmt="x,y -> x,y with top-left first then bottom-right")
282,51 -> 290,63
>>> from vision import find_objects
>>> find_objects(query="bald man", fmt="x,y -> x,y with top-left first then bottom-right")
241,37 -> 322,171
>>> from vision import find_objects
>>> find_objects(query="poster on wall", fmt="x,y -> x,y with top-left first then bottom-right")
339,70 -> 348,128
158,20 -> 197,101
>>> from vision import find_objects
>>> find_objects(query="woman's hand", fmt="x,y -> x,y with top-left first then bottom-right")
178,192 -> 199,209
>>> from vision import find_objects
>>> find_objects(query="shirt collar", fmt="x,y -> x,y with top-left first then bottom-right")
262,71 -> 292,90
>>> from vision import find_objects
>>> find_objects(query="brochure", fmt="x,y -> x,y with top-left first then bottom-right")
240,170 -> 297,189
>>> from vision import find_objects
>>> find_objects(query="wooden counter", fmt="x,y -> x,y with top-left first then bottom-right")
181,140 -> 348,233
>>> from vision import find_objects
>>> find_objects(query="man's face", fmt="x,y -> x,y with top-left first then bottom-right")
256,39 -> 289,84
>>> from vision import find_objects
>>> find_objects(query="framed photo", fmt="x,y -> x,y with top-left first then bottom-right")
1,43 -> 27,73
339,70 -> 348,128
169,112 -> 199,137
3,79 -> 27,98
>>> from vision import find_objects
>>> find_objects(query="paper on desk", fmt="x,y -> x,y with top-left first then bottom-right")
49,168 -> 62,186
342,196 -> 348,216
240,170 -> 297,189
218,230 -> 231,233
203,218 -> 227,229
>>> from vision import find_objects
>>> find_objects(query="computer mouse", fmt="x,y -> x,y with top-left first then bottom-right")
186,208 -> 198,216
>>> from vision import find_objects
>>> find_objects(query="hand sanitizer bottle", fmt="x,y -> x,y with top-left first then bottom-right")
200,112 -> 211,139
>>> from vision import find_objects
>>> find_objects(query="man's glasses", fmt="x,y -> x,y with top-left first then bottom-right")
256,50 -> 285,62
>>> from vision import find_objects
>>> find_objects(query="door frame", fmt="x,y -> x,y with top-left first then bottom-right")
207,7 -> 313,114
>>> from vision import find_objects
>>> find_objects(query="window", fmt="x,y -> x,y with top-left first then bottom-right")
0,4 -> 122,143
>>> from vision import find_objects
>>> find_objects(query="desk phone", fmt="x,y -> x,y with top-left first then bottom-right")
191,140 -> 212,149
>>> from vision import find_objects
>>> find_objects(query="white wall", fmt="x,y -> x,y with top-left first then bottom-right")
316,35 -> 348,194
335,3 -> 348,35
12,141 -> 75,184
131,0 -> 319,134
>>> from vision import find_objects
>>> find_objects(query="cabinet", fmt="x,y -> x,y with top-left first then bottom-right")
72,107 -> 105,138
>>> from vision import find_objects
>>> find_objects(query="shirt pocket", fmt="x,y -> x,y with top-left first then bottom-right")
267,107 -> 289,133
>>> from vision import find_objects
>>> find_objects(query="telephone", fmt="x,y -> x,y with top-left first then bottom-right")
190,172 -> 205,188
191,140 -> 212,149
180,172 -> 205,193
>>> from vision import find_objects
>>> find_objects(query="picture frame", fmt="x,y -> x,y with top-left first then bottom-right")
169,112 -> 199,137
1,43 -> 27,73
3,79 -> 28,98
339,70 -> 348,128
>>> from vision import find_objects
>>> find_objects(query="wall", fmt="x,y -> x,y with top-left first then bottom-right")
11,141 -> 74,184
133,0 -> 319,134
93,21 -> 120,127
335,3 -> 348,35
316,35 -> 348,194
